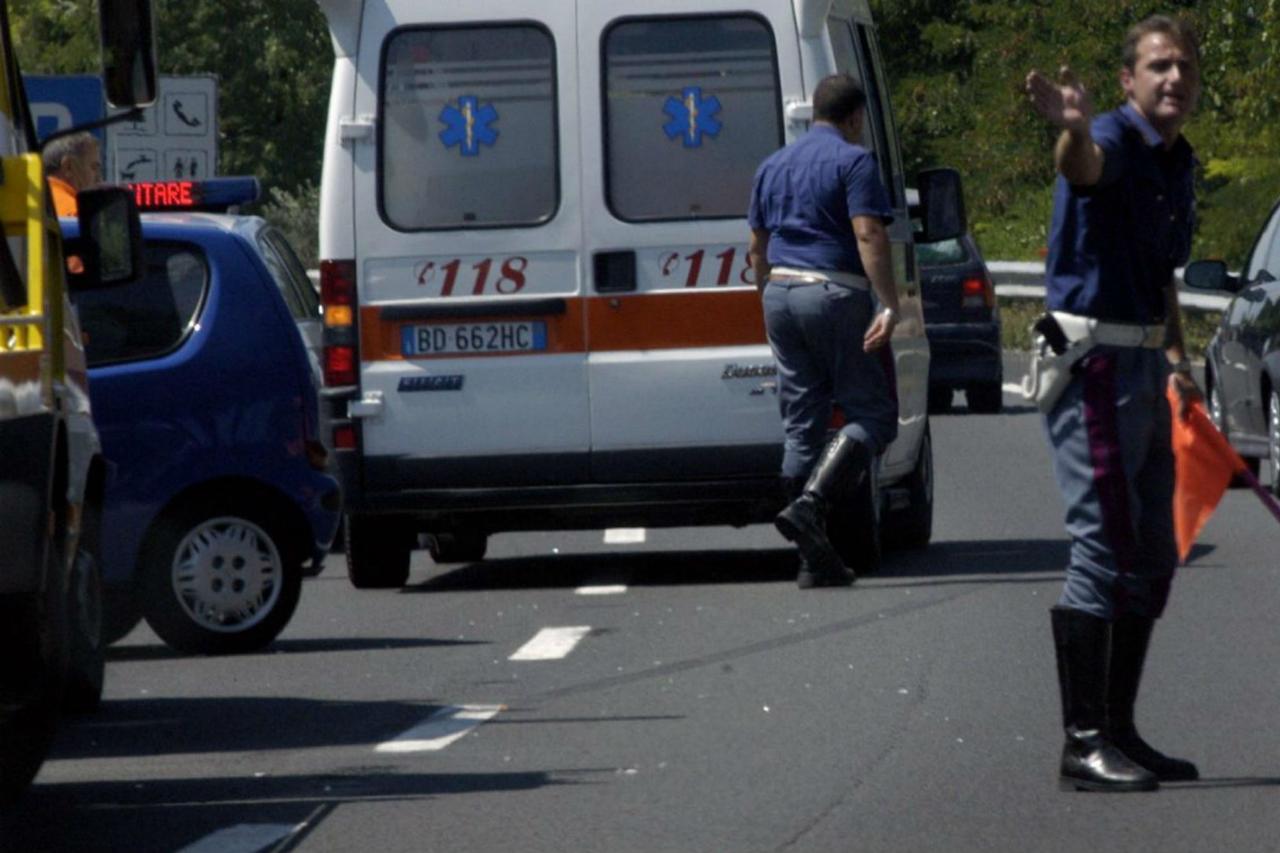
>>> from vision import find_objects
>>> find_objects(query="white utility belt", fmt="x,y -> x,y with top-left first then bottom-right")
768,266 -> 870,291
1022,312 -> 1168,414
1051,312 -> 1167,349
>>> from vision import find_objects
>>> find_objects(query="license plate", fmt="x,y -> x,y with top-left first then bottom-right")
400,321 -> 547,356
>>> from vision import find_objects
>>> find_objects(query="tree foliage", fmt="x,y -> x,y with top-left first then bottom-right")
10,0 -> 331,200
872,0 -> 1280,264
10,2 -> 1278,265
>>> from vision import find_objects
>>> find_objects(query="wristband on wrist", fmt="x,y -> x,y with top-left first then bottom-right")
881,306 -> 899,321
1171,358 -> 1192,375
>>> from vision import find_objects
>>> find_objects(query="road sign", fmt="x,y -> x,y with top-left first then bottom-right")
24,75 -> 105,142
108,76 -> 218,182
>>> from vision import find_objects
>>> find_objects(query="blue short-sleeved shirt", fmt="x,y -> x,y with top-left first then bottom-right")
747,124 -> 893,276
1045,104 -> 1197,324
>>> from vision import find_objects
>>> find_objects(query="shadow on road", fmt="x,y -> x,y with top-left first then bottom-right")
1,767 -> 592,853
107,635 -> 487,662
405,536 -> 1114,594
50,696 -> 454,760
406,548 -> 801,593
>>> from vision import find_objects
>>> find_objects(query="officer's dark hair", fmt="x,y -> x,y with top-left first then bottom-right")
1122,14 -> 1200,72
813,74 -> 867,124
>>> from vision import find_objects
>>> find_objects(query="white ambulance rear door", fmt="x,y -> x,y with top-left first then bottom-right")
351,0 -> 591,487
577,1 -> 804,482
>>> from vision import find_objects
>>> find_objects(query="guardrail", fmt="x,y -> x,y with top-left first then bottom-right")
988,261 -> 1230,312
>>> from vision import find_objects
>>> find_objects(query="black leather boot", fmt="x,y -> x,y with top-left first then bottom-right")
1051,607 -> 1158,792
1108,614 -> 1199,781
775,437 -> 865,586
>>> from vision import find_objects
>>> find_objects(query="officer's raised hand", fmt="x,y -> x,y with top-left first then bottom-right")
1026,66 -> 1104,187
1025,66 -> 1093,134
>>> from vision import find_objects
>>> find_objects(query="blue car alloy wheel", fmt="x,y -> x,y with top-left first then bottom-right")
140,500 -> 303,655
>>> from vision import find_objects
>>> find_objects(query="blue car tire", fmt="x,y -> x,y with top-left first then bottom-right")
139,499 -> 303,655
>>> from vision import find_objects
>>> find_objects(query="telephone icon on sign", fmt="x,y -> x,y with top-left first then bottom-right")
172,100 -> 202,128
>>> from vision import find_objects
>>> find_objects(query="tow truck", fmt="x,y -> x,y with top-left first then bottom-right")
0,0 -> 156,805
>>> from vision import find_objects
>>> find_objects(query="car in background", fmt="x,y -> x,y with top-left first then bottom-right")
908,190 -> 1002,414
65,178 -> 342,654
1184,195 -> 1280,494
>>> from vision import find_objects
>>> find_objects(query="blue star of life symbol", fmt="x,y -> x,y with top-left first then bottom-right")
663,86 -> 722,148
439,95 -> 499,157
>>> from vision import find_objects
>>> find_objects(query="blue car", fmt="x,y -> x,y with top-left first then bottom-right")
66,179 -> 341,655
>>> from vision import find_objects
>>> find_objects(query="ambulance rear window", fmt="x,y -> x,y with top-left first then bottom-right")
380,24 -> 558,231
603,15 -> 782,222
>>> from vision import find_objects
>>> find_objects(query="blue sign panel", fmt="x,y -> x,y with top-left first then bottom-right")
24,75 -> 105,142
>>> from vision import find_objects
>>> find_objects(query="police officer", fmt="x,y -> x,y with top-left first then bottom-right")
1025,14 -> 1203,791
747,74 -> 900,589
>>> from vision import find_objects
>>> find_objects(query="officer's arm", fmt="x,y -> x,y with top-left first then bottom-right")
748,228 -> 771,294
851,216 -> 898,314
1054,128 -> 1105,187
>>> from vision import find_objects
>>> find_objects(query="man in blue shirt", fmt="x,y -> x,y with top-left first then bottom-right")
1026,14 -> 1202,793
747,74 -> 900,589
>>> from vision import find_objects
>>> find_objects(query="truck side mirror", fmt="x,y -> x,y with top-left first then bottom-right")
67,187 -> 143,289
916,167 -> 966,244
99,0 -> 158,108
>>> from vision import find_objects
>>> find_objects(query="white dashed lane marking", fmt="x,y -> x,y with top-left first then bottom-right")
576,584 -> 628,596
603,527 -> 646,544
509,626 -> 592,661
375,704 -> 503,754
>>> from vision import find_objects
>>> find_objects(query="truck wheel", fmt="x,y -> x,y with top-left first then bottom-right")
427,531 -> 487,564
882,425 -> 934,550
966,382 -> 1003,414
140,502 -> 302,655
345,516 -> 412,589
101,588 -> 142,646
827,465 -> 881,576
0,509 -> 70,806
63,504 -> 105,713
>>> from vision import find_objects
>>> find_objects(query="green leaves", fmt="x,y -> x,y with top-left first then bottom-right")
10,0 -> 331,203
872,0 -> 1280,262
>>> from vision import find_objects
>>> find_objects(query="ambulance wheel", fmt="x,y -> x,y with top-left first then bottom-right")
427,531 -> 487,564
345,516 -> 412,589
140,500 -> 303,654
882,425 -> 934,550
966,382 -> 1003,414
827,466 -> 881,576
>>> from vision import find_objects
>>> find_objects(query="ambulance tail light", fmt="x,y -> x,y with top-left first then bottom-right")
321,259 -> 358,388
961,271 -> 995,310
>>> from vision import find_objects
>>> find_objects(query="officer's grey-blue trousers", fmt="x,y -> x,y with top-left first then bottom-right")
763,280 -> 897,481
1044,346 -> 1177,620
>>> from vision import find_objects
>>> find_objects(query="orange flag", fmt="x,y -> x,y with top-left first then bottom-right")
1168,386 -> 1248,563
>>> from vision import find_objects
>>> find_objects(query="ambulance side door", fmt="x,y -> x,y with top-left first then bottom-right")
577,2 -> 803,483
824,8 -> 926,479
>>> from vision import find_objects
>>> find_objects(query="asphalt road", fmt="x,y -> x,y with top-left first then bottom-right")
6,376 -> 1280,853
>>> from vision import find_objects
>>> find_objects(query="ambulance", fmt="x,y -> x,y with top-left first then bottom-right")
314,0 -> 967,588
